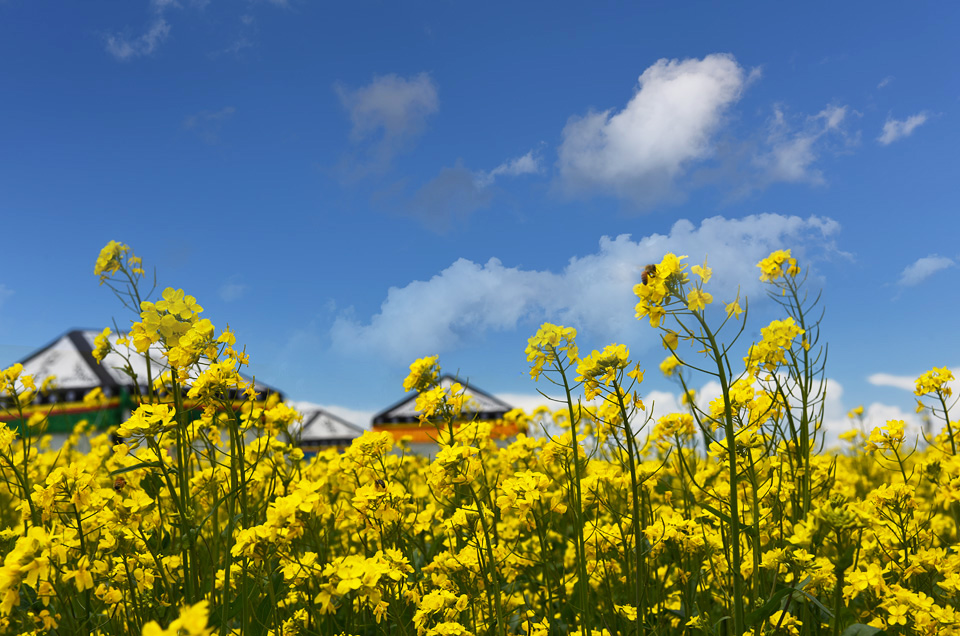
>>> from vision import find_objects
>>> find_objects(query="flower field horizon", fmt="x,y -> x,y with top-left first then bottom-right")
0,241 -> 957,636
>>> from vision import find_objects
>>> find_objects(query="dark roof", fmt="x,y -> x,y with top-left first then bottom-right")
14,329 -> 283,402
372,375 -> 513,425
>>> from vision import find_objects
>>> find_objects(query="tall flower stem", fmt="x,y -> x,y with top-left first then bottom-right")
693,311 -> 746,635
554,354 -> 593,636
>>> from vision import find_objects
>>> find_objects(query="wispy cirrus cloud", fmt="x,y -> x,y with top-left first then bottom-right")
878,112 -> 929,145
752,104 -> 853,186
106,15 -> 171,61
897,254 -> 954,287
106,1 -> 286,60
475,150 -> 543,188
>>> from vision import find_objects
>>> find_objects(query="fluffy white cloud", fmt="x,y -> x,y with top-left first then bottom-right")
330,213 -> 841,362
753,105 -> 850,185
336,73 -> 439,169
106,18 -> 171,60
557,53 -> 751,205
877,76 -> 894,89
878,112 -> 928,145
896,254 -> 954,286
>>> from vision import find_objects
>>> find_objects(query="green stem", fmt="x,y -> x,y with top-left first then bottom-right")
613,378 -> 646,630
555,355 -> 593,636
693,311 -> 746,635
938,393 -> 957,455
467,485 -> 506,636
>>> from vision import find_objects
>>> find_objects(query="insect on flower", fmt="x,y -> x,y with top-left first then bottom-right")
640,264 -> 657,285
113,477 -> 127,492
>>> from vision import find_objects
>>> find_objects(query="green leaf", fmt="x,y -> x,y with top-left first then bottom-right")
109,461 -> 164,475
712,615 -> 731,635
141,473 -> 165,500
793,587 -> 834,618
746,587 -> 798,626
841,624 -> 888,636
699,503 -> 759,539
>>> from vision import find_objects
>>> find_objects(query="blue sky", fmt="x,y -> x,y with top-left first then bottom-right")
1,0 -> 957,433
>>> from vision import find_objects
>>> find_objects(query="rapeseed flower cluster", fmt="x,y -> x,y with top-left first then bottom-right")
757,249 -> 800,282
0,242 -> 958,636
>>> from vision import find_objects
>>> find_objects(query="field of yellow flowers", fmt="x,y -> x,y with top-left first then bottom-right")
0,242 -> 958,636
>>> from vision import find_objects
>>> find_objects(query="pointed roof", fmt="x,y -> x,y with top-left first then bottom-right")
289,401 -> 365,446
373,375 -> 513,425
15,329 -> 280,402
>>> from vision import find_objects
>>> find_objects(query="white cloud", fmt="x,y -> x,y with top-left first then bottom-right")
106,18 -> 171,60
896,254 -> 954,286
107,0 -> 283,60
867,373 -> 916,391
475,150 -> 543,187
878,112 -> 929,145
818,380 -> 925,443
877,76 -> 894,89
753,105 -> 851,185
869,367 -> 959,393
557,53 -> 751,205
857,402 -> 923,438
330,213 -> 841,362
336,73 -> 439,170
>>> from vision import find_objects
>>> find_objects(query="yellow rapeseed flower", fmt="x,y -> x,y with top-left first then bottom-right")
525,323 -> 578,380
915,366 -> 953,398
757,249 -> 800,282
686,288 -> 712,312
92,327 -> 111,362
